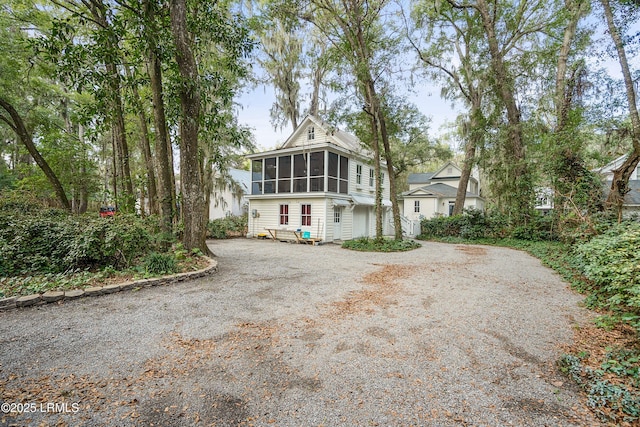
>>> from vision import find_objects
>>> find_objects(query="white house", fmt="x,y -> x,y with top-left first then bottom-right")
246,115 -> 392,242
208,168 -> 251,220
596,154 -> 640,181
534,187 -> 554,215
400,161 -> 484,221
596,154 -> 640,215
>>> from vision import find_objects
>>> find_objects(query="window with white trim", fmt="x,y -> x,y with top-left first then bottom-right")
356,164 -> 362,184
369,168 -> 375,187
301,204 -> 311,226
334,208 -> 341,223
279,204 -> 289,225
414,200 -> 420,213
308,126 -> 315,140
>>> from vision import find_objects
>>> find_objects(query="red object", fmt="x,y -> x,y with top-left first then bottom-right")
99,206 -> 116,217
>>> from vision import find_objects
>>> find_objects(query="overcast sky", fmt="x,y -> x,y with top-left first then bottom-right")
235,81 -> 461,152
235,11 -> 639,154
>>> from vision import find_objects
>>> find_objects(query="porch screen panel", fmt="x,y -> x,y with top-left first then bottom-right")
310,151 -> 324,192
293,154 -> 307,192
251,159 -> 263,194
328,152 -> 338,192
278,155 -> 292,193
339,156 -> 349,194
264,157 -> 276,194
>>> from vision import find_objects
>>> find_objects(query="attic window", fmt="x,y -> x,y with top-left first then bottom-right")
447,167 -> 453,174
308,126 -> 315,140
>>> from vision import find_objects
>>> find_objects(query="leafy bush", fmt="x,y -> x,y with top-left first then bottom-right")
511,213 -> 558,241
418,209 -> 509,240
418,209 -> 559,241
342,237 -> 421,252
575,222 -> 640,319
0,204 -> 161,276
559,353 -> 640,423
207,214 -> 247,239
143,252 -> 177,275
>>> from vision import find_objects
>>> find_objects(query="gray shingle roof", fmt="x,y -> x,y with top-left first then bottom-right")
401,183 -> 479,198
407,172 -> 435,185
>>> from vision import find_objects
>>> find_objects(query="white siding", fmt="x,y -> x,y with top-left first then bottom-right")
209,190 -> 246,220
342,207 -> 353,239
433,164 -> 461,179
248,198 -> 327,240
289,124 -> 332,148
433,177 -> 460,189
348,159 -> 390,198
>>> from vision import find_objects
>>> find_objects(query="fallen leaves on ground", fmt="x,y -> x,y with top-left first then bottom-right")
563,320 -> 640,425
325,264 -> 416,320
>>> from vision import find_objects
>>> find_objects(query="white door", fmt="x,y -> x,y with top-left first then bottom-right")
333,208 -> 342,240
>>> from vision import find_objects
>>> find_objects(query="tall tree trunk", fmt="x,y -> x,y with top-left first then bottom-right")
356,34 -> 401,240
371,87 -> 402,240
145,0 -> 174,239
78,124 -> 88,214
601,0 -> 640,219
476,0 -> 532,221
453,96 -> 482,216
366,107 -> 383,240
0,97 -> 71,211
309,51 -> 327,117
87,0 -> 134,212
555,0 -> 586,130
106,61 -> 135,212
125,65 -> 159,215
111,131 -> 118,210
170,0 -> 208,253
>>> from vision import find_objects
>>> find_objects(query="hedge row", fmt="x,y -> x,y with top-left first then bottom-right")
418,209 -> 558,241
0,204 -> 161,276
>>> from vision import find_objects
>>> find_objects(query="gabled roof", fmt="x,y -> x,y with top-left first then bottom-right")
401,183 -> 480,199
279,115 -> 364,153
407,172 -> 435,185
431,161 -> 462,179
595,154 -> 628,175
407,162 -> 478,186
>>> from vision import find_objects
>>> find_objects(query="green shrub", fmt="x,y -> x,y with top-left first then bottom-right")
143,252 -> 177,275
0,207 -> 160,276
418,209 -> 559,241
418,209 -> 510,240
207,214 -> 247,239
342,237 -> 421,252
559,353 -> 640,423
575,222 -> 640,318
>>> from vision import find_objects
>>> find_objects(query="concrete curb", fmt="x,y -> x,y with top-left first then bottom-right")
0,257 -> 218,312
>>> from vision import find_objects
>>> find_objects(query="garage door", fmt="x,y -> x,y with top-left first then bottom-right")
352,206 -> 369,238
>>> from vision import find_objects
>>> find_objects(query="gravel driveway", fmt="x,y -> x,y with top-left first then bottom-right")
0,239 -> 598,426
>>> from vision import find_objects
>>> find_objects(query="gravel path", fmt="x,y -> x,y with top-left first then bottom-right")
0,239 -> 598,426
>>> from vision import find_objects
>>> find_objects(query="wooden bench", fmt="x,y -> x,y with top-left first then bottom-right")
263,229 -> 323,245
264,228 -> 303,243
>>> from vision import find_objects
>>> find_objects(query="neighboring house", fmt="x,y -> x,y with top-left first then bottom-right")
246,115 -> 392,242
400,161 -> 484,222
534,187 -> 554,215
596,154 -> 640,215
208,168 -> 251,220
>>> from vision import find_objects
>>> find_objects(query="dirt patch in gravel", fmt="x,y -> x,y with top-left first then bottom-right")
0,239 -> 601,426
